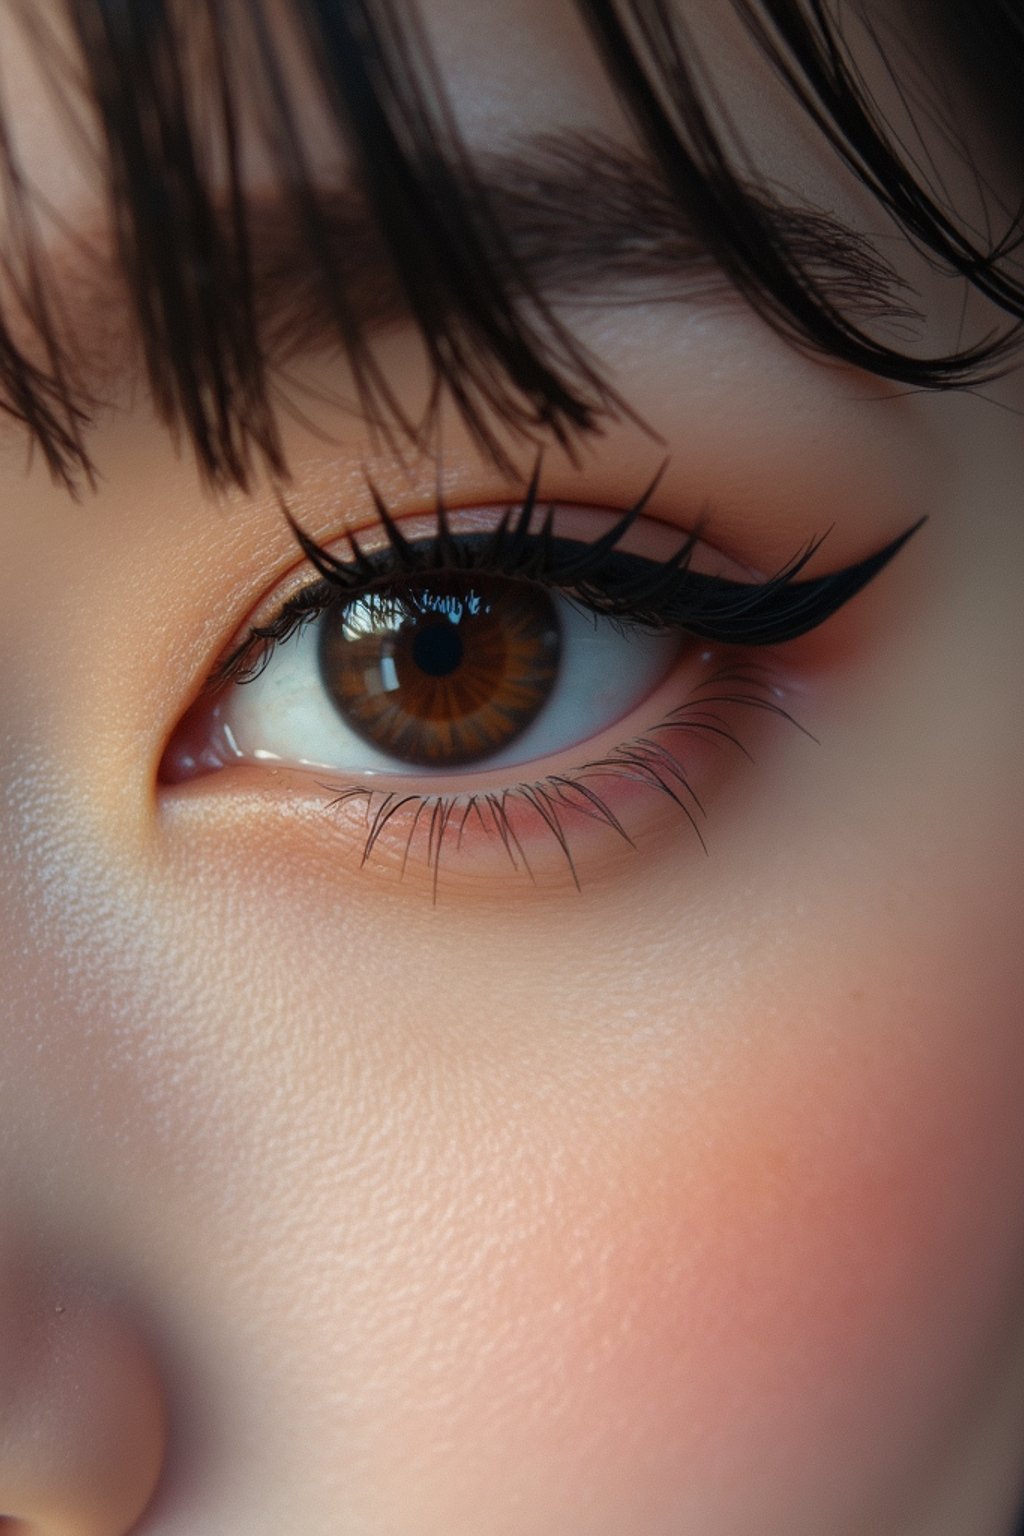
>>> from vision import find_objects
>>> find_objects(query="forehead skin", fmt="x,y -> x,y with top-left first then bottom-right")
1,6 -> 1024,1536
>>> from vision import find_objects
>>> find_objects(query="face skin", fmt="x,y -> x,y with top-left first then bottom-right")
1,3 -> 1023,1535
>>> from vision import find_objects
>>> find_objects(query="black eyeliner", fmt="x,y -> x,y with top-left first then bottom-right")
214,495 -> 925,686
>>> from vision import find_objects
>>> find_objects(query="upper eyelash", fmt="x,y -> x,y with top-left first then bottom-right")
212,463 -> 926,686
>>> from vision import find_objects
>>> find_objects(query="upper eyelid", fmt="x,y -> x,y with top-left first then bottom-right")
209,507 -> 926,689
210,485 -> 680,664
210,508 -> 696,685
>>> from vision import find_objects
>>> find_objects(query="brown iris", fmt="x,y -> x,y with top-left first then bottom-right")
318,574 -> 562,767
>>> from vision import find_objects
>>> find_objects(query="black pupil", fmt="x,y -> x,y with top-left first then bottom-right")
412,620 -> 464,677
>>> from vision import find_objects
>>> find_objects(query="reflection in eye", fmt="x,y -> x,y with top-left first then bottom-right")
162,483 -> 923,891
317,576 -> 564,769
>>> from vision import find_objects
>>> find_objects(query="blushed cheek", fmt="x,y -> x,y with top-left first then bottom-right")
356,916 -> 1024,1536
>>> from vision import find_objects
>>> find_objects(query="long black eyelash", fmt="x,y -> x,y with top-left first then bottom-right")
323,659 -> 806,900
214,469 -> 926,685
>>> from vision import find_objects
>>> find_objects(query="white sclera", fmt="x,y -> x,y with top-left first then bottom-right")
217,594 -> 684,776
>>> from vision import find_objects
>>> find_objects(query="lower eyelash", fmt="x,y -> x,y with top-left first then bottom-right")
317,662 -> 809,900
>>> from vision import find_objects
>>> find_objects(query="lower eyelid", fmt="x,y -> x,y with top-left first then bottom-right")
159,647 -> 807,897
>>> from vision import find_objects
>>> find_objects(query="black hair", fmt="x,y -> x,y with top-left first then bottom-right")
0,0 -> 1022,493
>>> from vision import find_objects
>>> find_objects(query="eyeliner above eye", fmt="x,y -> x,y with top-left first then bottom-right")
207,474 -> 925,686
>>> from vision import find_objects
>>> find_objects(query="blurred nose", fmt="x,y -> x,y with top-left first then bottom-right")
0,1246 -> 166,1536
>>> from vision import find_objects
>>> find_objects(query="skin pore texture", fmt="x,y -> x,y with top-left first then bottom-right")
1,2 -> 1024,1535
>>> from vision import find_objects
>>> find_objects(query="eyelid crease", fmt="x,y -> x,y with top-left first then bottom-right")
210,482 -> 926,690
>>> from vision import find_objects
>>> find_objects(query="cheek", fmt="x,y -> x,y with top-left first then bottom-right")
2,786 -> 1022,1536
348,903 -> 1024,1536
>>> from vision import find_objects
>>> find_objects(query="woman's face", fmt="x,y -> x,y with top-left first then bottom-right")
1,3 -> 1023,1534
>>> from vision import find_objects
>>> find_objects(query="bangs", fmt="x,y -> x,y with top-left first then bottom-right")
0,0 -> 1022,492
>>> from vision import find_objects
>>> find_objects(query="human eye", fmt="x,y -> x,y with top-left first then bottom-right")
161,467 -> 922,896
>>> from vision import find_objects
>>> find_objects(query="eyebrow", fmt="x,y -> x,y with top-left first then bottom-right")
18,128 -> 914,406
